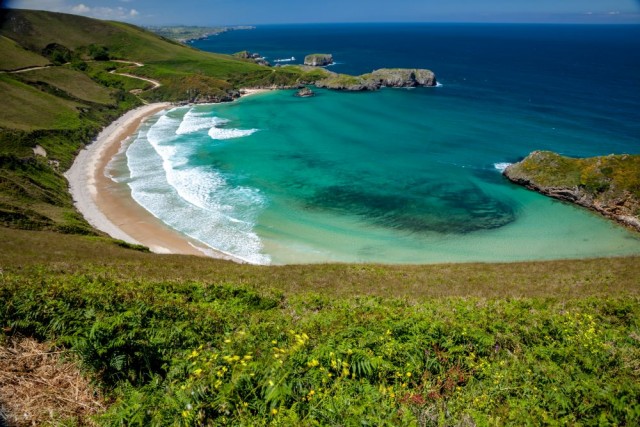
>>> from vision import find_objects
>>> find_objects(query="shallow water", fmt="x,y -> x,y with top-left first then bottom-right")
114,24 -> 640,264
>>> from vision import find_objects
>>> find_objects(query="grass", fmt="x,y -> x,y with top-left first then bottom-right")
0,35 -> 50,70
0,336 -> 104,426
1,227 -> 639,301
0,74 -> 82,131
508,151 -> 640,196
16,66 -> 117,105
1,251 -> 638,425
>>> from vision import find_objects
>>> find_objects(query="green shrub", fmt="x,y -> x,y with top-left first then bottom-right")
1,273 -> 638,425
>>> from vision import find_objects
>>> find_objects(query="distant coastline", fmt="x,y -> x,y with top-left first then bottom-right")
146,25 -> 255,44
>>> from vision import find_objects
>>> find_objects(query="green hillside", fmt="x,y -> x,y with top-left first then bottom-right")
0,9 -> 292,234
1,226 -> 639,425
0,9 -> 639,426
0,9 -> 317,101
17,66 -> 117,104
0,35 -> 50,70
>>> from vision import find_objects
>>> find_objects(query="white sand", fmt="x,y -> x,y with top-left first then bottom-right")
66,104 -> 168,243
65,103 -> 243,261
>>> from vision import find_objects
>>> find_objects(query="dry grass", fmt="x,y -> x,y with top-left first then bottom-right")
0,337 -> 104,427
1,227 -> 639,301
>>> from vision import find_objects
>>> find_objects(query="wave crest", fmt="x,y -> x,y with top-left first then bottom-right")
176,108 -> 229,135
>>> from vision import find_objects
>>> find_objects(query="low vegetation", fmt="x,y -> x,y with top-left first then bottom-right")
504,151 -> 640,231
505,151 -> 640,196
1,246 -> 639,425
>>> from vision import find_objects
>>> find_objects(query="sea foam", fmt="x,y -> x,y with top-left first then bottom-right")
208,127 -> 258,140
493,162 -> 512,172
126,110 -> 270,264
176,108 -> 229,135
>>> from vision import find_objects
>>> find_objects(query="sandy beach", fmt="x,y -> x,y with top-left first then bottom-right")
66,102 -> 246,261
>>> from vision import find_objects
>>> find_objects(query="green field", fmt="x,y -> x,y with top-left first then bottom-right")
0,8 -> 639,426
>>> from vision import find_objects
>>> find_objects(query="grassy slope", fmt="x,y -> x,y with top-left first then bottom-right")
0,9 -> 310,100
0,73 -> 83,130
0,35 -> 50,70
1,227 -> 639,425
2,227 -> 639,300
17,66 -> 117,105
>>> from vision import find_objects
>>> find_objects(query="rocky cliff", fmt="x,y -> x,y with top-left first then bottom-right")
304,53 -> 334,66
503,151 -> 640,231
315,68 -> 437,91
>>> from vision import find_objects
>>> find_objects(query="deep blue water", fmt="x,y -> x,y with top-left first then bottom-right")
194,23 -> 640,157
114,24 -> 640,264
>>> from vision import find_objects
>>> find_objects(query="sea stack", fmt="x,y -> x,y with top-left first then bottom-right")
304,53 -> 334,67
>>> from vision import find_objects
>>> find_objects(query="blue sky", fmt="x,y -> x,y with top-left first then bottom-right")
7,0 -> 640,25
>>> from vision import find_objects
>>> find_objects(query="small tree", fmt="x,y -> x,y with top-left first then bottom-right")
88,44 -> 110,61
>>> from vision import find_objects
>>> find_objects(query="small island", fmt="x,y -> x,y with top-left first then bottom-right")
304,53 -> 334,66
503,151 -> 640,231
315,68 -> 437,91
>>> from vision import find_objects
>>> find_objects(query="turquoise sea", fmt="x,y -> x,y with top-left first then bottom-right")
112,24 -> 640,264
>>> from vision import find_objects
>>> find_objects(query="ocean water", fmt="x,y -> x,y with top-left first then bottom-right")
113,24 -> 640,264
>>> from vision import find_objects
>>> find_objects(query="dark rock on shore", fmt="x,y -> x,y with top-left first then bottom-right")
503,151 -> 640,232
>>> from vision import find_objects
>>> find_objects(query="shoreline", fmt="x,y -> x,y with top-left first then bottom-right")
66,100 -> 257,262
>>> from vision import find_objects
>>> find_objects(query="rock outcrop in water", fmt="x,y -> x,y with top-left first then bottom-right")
295,87 -> 315,97
503,151 -> 640,232
315,68 -> 437,91
304,53 -> 334,66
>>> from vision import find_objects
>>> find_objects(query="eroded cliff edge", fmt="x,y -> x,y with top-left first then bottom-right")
503,151 -> 640,231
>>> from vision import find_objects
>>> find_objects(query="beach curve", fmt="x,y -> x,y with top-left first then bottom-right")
65,103 -> 245,261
